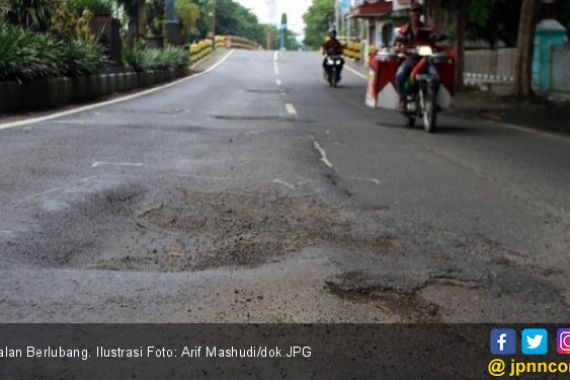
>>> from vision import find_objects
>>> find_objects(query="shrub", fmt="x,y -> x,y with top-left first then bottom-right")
49,1 -> 93,41
68,0 -> 113,17
62,39 -> 106,76
0,24 -> 105,81
124,45 -> 189,72
0,23 -> 64,81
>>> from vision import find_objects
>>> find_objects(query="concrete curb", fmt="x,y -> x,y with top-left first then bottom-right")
0,67 -> 190,114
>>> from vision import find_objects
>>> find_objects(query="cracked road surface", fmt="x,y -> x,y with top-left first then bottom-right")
0,50 -> 569,322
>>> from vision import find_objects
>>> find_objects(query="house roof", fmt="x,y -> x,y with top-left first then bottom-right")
349,1 -> 393,19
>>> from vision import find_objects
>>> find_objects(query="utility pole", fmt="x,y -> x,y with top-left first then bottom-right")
335,0 -> 340,31
211,0 -> 216,39
280,13 -> 287,51
165,0 -> 181,45
266,0 -> 277,50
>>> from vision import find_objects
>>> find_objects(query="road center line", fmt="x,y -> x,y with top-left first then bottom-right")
314,141 -> 333,169
274,64 -> 280,76
274,51 -> 279,61
285,103 -> 297,116
0,50 -> 235,130
0,231 -> 12,234
92,161 -> 143,168
349,177 -> 381,185
273,179 -> 295,190
276,79 -> 282,86
345,65 -> 368,80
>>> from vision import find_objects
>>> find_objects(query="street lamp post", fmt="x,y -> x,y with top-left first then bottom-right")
165,0 -> 181,45
210,0 -> 216,40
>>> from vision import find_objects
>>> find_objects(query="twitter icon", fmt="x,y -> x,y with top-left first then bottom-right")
522,329 -> 548,355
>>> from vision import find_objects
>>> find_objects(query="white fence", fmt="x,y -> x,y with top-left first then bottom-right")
464,47 -> 570,93
463,48 -> 515,85
550,47 -> 570,94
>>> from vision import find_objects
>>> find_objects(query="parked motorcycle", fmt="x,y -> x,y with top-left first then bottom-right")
323,54 -> 344,87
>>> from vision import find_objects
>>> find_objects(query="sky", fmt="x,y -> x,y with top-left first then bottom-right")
234,0 -> 312,37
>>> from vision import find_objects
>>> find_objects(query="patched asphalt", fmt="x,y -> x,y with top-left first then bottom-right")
0,50 -> 569,322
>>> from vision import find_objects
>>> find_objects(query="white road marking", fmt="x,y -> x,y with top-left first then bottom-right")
276,79 -> 282,86
285,103 -> 297,116
314,141 -> 333,168
17,176 -> 101,203
349,177 -> 381,185
92,161 -> 143,168
274,64 -> 280,76
273,179 -> 295,190
274,51 -> 279,61
0,50 -> 235,131
0,231 -> 12,234
296,179 -> 314,186
345,65 -> 368,80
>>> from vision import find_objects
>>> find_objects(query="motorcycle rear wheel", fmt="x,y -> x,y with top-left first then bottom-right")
329,75 -> 337,87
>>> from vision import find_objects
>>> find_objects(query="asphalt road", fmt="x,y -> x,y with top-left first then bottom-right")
0,50 -> 569,322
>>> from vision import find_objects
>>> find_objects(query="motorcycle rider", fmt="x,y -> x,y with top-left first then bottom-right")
321,29 -> 344,76
392,2 -> 441,111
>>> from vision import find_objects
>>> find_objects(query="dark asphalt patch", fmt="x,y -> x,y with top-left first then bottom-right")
325,276 -> 441,323
245,89 -> 288,94
129,190 -> 396,272
117,124 -> 209,134
103,108 -> 188,115
212,115 -> 294,122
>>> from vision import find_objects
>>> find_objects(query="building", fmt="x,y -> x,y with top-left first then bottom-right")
348,0 -> 417,62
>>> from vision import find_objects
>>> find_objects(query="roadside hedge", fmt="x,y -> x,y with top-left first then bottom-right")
123,46 -> 189,72
0,24 -> 105,81
68,0 -> 113,17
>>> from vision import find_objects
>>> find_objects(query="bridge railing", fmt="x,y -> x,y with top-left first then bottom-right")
189,35 -> 261,67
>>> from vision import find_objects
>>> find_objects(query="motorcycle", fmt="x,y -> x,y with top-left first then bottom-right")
369,36 -> 455,132
401,45 -> 442,133
323,54 -> 344,87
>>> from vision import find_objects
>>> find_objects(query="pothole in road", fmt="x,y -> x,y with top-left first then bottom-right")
326,277 -> 440,323
95,190 -> 398,272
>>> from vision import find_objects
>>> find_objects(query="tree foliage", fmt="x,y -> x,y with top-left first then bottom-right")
3,0 -> 54,31
175,0 -> 199,41
303,0 -> 333,49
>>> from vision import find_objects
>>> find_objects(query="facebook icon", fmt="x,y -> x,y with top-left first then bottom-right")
491,329 -> 517,355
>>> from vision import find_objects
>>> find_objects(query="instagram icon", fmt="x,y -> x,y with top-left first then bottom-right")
557,329 -> 570,354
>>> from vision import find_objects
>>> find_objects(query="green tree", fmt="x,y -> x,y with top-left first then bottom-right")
3,0 -> 54,31
513,0 -> 539,97
175,0 -> 199,41
303,0 -> 333,49
146,0 -> 165,38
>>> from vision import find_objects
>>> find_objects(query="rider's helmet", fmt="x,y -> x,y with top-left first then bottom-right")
410,2 -> 424,13
329,28 -> 337,38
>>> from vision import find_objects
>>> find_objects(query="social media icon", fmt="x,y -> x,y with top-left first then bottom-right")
490,329 -> 516,355
557,329 -> 570,354
522,329 -> 548,355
